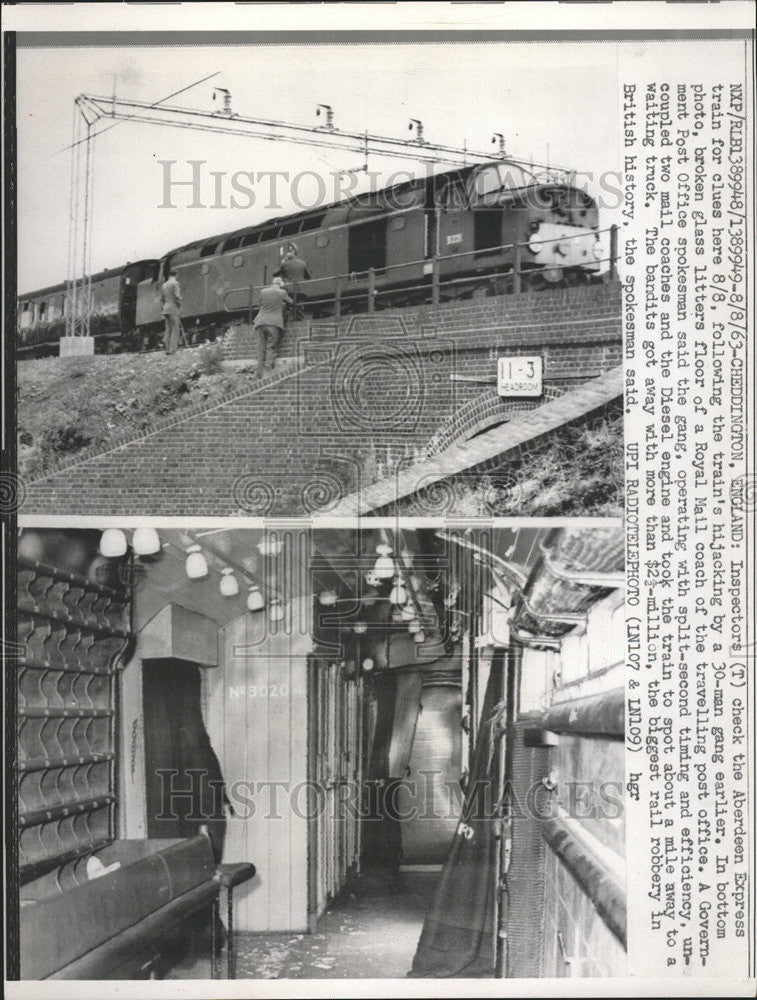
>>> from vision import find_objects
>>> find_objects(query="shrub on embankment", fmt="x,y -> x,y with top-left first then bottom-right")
18,341 -> 250,480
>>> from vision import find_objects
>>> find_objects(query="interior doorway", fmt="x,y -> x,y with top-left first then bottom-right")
142,657 -> 227,863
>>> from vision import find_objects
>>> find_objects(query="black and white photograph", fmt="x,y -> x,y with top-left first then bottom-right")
14,29 -> 623,518
15,521 -> 626,981
2,3 -> 755,998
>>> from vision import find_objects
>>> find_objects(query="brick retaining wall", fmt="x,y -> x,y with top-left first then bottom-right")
24,282 -> 622,516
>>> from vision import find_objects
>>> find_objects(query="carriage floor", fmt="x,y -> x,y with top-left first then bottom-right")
169,865 -> 439,980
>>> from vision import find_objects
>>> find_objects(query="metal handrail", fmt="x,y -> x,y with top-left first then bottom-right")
222,224 -> 618,318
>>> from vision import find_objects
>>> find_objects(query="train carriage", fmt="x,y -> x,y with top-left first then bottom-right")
18,260 -> 157,358
21,159 -> 607,356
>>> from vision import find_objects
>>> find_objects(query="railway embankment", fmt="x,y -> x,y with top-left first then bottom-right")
20,283 -> 623,516
19,341 -> 253,481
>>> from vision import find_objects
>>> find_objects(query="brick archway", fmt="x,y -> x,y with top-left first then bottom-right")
424,385 -> 566,458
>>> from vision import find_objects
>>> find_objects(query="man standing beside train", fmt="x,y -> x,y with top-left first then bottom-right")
276,246 -> 310,319
161,269 -> 182,355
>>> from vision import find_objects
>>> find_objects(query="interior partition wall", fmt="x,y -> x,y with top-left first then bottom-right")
208,600 -> 311,933
307,656 -> 363,928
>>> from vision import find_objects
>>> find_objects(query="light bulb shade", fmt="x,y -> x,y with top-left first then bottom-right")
185,545 -> 208,579
220,569 -> 239,596
319,590 -> 337,606
408,618 -> 421,634
391,608 -> 404,623
414,630 -> 426,644
131,527 -> 160,556
401,604 -> 416,621
374,555 -> 395,579
100,528 -> 127,558
257,536 -> 283,557
247,586 -> 265,611
268,598 -> 285,622
389,577 -> 407,605
362,658 -> 375,672
353,621 -> 367,635
374,543 -> 394,579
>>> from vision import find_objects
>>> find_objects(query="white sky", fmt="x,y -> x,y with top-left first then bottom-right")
17,39 -> 627,292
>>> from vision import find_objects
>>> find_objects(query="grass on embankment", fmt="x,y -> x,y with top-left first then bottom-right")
18,342 -> 258,480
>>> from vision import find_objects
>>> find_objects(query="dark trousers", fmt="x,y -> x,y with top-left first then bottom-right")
255,324 -> 281,372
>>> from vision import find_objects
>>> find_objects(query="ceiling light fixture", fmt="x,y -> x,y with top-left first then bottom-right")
268,597 -> 285,622
247,585 -> 265,612
185,545 -> 208,579
257,535 -> 283,557
131,527 -> 161,556
389,576 -> 407,605
99,528 -> 128,558
374,543 -> 394,579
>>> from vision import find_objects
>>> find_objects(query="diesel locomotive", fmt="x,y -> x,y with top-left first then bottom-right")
18,159 -> 608,357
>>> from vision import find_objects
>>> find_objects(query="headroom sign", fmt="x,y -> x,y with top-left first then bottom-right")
497,356 -> 543,397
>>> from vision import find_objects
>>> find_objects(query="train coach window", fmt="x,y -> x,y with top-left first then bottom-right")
389,217 -> 406,231
241,232 -> 260,247
258,225 -> 278,244
315,234 -> 329,248
223,235 -> 245,252
38,302 -> 47,319
200,242 -> 219,257
232,255 -> 245,268
300,213 -> 326,233
278,220 -> 301,237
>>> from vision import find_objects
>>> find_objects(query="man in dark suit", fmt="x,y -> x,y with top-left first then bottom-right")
277,247 -> 310,318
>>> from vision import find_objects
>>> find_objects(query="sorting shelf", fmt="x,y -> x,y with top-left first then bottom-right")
17,554 -> 133,881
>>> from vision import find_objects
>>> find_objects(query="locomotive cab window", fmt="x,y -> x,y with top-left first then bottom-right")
474,210 -> 502,253
200,242 -> 218,257
473,163 -> 533,197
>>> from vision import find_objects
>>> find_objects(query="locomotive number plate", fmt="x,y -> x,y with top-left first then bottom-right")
497,356 -> 543,397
